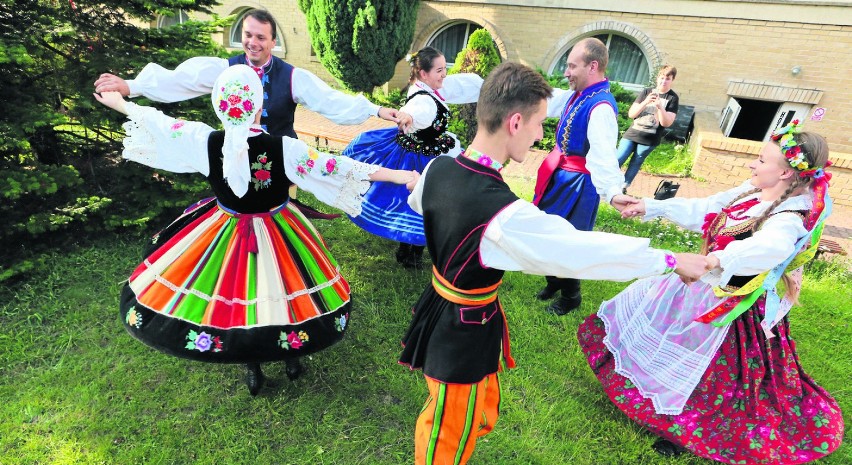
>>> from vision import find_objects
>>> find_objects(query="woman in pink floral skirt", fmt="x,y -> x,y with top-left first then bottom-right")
578,121 -> 844,463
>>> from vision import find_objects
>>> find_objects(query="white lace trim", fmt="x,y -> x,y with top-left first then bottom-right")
141,259 -> 344,306
121,102 -> 160,166
597,278 -> 732,416
334,162 -> 379,217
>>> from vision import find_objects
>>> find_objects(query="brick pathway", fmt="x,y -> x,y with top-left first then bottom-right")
293,107 -> 851,256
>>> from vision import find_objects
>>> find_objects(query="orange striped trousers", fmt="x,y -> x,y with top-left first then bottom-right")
415,373 -> 501,465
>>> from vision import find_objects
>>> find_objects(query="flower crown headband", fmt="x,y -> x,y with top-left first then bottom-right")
770,119 -> 832,179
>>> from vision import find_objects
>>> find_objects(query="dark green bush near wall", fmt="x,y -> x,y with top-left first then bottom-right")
1,0 -> 228,282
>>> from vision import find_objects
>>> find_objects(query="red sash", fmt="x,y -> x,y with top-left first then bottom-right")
533,147 -> 590,205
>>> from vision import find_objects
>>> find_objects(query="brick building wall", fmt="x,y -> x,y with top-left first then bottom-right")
194,2 -> 850,153
188,0 -> 851,202
408,1 -> 852,154
198,0 -> 339,82
689,112 -> 852,206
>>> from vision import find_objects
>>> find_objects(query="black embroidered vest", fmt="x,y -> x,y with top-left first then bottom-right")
207,131 -> 292,213
395,90 -> 456,157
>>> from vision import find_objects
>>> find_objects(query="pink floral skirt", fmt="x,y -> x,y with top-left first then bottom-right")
578,304 -> 844,464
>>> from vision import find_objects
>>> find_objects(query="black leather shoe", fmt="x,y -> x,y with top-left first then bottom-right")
546,294 -> 581,315
245,363 -> 265,396
395,243 -> 409,264
285,358 -> 306,381
399,256 -> 423,269
651,438 -> 686,457
536,285 -> 559,300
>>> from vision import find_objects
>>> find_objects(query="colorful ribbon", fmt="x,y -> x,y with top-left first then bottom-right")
695,195 -> 833,327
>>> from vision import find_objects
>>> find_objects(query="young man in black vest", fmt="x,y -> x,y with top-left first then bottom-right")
399,61 -> 710,465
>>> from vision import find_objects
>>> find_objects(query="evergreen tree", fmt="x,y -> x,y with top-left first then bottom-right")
446,28 -> 501,145
298,0 -> 419,92
0,0 -> 225,280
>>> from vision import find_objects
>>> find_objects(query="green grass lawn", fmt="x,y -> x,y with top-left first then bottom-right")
1,185 -> 849,464
640,141 -> 694,178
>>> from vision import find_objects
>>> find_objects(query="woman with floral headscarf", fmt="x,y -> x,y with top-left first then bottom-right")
95,65 -> 418,395
577,121 -> 844,463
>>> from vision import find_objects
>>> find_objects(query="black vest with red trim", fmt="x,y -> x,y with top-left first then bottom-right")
421,155 -> 518,289
399,155 -> 519,384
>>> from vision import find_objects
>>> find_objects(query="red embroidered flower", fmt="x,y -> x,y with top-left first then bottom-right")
258,155 -> 267,164
254,169 -> 270,182
228,107 -> 243,119
242,100 -> 253,112
243,85 -> 250,91
227,94 -> 242,105
325,158 -> 337,173
306,159 -> 314,168
287,331 -> 303,349
218,99 -> 228,112
297,165 -> 307,175
170,121 -> 185,131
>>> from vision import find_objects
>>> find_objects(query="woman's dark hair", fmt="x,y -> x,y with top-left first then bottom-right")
408,47 -> 444,83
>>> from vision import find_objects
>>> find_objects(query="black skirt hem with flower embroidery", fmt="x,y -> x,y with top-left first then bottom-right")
120,284 -> 351,364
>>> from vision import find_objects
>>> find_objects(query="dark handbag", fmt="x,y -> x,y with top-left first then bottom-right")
653,180 -> 680,200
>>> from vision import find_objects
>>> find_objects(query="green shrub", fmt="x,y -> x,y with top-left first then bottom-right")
298,0 -> 418,92
445,29 -> 502,145
1,0 -> 225,282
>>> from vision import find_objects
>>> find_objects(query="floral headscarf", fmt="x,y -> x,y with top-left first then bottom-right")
211,65 -> 263,197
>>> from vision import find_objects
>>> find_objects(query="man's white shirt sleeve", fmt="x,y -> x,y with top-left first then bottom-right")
585,105 -> 623,203
127,57 -> 229,102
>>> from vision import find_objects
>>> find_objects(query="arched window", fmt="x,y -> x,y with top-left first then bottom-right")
553,33 -> 650,88
229,10 -> 282,50
157,10 -> 188,29
427,22 -> 482,67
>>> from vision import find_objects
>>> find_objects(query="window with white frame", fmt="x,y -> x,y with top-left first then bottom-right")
552,33 -> 650,90
720,98 -> 813,142
229,10 -> 282,51
427,21 -> 482,68
157,10 -> 188,29
720,81 -> 821,142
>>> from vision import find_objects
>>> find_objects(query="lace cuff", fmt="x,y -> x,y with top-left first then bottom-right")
331,162 -> 380,217
121,102 -> 159,166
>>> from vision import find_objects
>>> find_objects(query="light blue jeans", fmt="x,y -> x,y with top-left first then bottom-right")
616,138 -> 657,187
